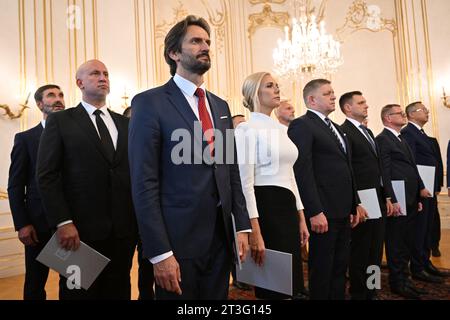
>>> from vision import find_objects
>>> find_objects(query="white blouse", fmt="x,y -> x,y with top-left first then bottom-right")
235,112 -> 304,219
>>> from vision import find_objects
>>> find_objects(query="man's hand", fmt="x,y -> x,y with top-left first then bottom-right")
18,225 -> 39,246
350,214 -> 359,228
393,202 -> 402,217
153,255 -> 182,295
57,223 -> 80,251
310,213 -> 328,234
237,232 -> 249,263
418,202 -> 423,212
356,205 -> 369,225
386,199 -> 394,217
420,188 -> 432,198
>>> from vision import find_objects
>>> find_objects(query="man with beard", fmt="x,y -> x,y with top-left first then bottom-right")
129,15 -> 250,300
36,60 -> 137,299
8,85 -> 65,299
274,99 -> 296,126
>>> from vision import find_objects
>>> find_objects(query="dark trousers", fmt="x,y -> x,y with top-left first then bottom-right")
349,218 -> 385,300
23,230 -> 52,300
410,197 -> 435,273
59,234 -> 136,300
253,186 -> 304,300
155,211 -> 231,300
385,213 -> 415,287
137,239 -> 155,300
431,199 -> 441,250
308,218 -> 351,300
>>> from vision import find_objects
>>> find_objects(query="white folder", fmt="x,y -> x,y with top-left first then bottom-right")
392,180 -> 407,216
37,233 -> 110,290
357,188 -> 382,219
236,249 -> 292,296
417,165 -> 436,197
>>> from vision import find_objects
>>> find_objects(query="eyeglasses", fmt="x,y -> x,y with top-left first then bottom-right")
412,108 -> 429,113
389,111 -> 406,117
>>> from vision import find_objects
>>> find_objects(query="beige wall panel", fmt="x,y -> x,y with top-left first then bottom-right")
427,0 -> 450,184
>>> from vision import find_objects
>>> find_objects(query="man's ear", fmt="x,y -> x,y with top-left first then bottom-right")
168,50 -> 180,62
76,78 -> 83,89
307,95 -> 315,107
36,101 -> 43,111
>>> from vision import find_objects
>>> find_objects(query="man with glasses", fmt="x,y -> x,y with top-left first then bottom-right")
401,102 -> 449,279
376,104 -> 431,299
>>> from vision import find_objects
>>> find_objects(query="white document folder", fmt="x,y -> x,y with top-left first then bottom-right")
417,165 -> 435,197
37,233 -> 110,290
392,180 -> 407,216
236,249 -> 292,296
357,188 -> 382,219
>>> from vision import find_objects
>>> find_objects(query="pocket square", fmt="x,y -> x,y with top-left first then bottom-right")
220,116 -> 228,119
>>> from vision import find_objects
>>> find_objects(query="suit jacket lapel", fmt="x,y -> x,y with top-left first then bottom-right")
164,79 -> 198,135
307,111 -> 347,158
344,120 -> 378,158
71,104 -> 112,164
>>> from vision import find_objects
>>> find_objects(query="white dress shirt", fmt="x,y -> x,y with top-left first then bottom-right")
173,73 -> 214,127
235,112 -> 304,219
81,101 -> 118,149
41,120 -> 46,128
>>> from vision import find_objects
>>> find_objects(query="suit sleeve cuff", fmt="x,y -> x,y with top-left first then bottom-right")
57,220 -> 73,228
150,251 -> 173,264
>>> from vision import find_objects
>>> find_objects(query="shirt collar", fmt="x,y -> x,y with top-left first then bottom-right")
346,117 -> 363,128
41,120 -> 46,128
384,126 -> 401,138
81,100 -> 109,116
409,121 -> 422,131
173,73 -> 206,97
307,108 -> 328,122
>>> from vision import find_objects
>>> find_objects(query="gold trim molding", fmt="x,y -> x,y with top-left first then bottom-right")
0,190 -> 8,200
248,4 -> 289,37
336,0 -> 397,42
248,0 -> 286,4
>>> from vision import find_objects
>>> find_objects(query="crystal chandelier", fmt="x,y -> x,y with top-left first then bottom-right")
273,2 -> 343,79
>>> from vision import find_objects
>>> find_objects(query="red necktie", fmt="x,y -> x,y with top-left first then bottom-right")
194,88 -> 214,156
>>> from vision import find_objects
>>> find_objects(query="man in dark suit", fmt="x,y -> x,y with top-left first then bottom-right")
288,79 -> 362,300
8,84 -> 65,300
36,59 -> 137,299
376,104 -> 433,299
129,15 -> 250,300
339,91 -> 392,300
401,102 -> 448,278
428,137 -> 443,257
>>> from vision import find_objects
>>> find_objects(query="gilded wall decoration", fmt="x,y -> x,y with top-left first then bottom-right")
248,4 -> 289,37
336,0 -> 397,42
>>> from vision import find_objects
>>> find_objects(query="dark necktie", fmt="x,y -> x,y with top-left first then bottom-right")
93,109 -> 115,162
325,117 -> 346,153
194,88 -> 214,156
420,128 -> 427,136
359,124 -> 377,154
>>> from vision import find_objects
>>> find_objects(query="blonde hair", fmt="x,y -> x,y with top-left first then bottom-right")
242,72 -> 271,112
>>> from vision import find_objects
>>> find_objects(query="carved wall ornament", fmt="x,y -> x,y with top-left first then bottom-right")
336,0 -> 397,42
